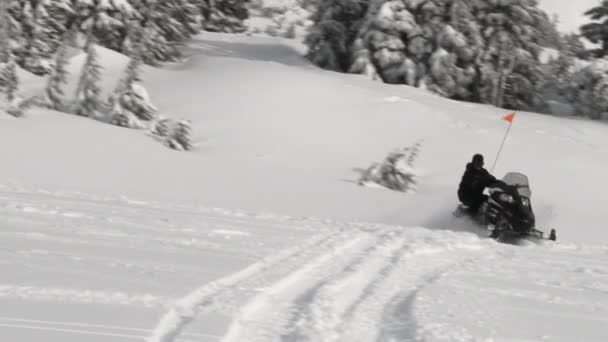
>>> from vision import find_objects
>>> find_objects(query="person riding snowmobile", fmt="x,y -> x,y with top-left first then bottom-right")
458,154 -> 496,214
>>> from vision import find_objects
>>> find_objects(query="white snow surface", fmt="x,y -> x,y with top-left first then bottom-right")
1,33 -> 608,341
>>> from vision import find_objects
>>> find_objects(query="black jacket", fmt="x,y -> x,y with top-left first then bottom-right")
458,163 -> 496,202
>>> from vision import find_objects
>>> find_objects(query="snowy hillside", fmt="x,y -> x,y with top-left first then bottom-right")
2,33 -> 608,341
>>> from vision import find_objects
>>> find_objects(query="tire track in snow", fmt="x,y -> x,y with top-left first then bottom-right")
0,285 -> 172,308
148,227 -> 362,342
340,235 -> 486,342
289,230 -> 409,342
0,317 -> 217,340
221,229 -> 486,342
221,229 -> 381,342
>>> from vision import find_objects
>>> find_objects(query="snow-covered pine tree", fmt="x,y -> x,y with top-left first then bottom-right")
581,0 -> 608,58
13,0 -> 73,75
123,0 -> 201,65
562,33 -> 589,60
2,58 -> 19,103
3,0 -> 28,66
166,120 -> 192,150
73,0 -> 135,52
422,0 -> 482,99
474,0 -> 552,110
306,0 -> 369,72
202,0 -> 250,34
151,116 -> 170,137
0,0 -> 10,90
358,142 -> 421,193
73,35 -> 102,117
0,0 -> 19,104
44,30 -> 73,111
110,78 -> 158,128
561,60 -> 608,120
349,0 -> 418,83
110,27 -> 158,128
247,0 -> 315,39
0,54 -> 30,118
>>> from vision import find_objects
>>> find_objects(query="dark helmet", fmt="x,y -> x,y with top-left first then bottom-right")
472,154 -> 484,168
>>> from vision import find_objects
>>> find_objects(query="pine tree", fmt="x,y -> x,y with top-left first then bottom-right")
73,36 -> 102,117
562,33 -> 589,60
110,73 -> 158,128
110,27 -> 158,128
202,0 -> 250,34
475,0 -> 551,110
16,0 -> 73,74
2,58 -> 19,103
305,0 -> 369,72
0,0 -> 19,103
4,0 -> 28,66
423,0 -> 482,99
560,60 -> 608,120
166,120 -> 192,151
151,116 -> 170,137
0,0 -> 11,83
125,0 -> 200,65
581,0 -> 608,58
358,141 -> 421,193
73,0 -> 135,52
45,30 -> 73,111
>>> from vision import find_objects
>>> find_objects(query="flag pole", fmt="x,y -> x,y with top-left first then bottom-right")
491,113 -> 515,173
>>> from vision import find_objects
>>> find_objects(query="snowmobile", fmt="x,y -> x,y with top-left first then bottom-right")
455,172 -> 557,243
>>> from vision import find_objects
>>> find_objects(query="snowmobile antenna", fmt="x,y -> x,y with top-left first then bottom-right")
491,112 -> 516,173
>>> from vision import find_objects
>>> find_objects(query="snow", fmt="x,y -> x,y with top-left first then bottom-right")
1,32 -> 608,341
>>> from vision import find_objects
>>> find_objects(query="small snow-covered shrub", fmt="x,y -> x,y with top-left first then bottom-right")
149,118 -> 194,151
166,120 -> 193,151
110,82 -> 158,128
1,94 -> 35,118
358,141 -> 422,193
247,0 -> 314,39
150,116 -> 171,137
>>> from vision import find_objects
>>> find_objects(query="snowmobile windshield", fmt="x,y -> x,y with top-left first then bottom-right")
502,172 -> 531,198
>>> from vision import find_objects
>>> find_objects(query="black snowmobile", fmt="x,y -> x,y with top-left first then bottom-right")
456,172 -> 557,243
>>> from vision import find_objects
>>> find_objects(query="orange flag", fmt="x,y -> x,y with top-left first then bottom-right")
502,112 -> 516,123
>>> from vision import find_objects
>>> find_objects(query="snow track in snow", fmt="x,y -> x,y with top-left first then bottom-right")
0,317 -> 217,342
148,228 -> 356,342
149,222 -> 488,342
0,285 -> 172,308
221,228 -> 486,342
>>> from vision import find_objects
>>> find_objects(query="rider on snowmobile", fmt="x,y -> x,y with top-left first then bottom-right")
458,154 -> 497,214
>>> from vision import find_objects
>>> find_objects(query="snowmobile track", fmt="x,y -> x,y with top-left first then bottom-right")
220,228 -> 486,342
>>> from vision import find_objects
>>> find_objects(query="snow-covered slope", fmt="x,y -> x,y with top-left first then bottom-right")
2,33 -> 608,341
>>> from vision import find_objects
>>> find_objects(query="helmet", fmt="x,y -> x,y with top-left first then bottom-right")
472,154 -> 484,168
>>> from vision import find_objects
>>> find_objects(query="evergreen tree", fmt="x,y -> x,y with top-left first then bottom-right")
0,0 -> 19,103
73,36 -> 102,117
562,33 -> 589,60
566,60 -> 608,120
2,58 -> 19,103
425,0 -> 482,99
474,0 -> 551,110
306,0 -> 558,111
110,63 -> 158,127
166,120 -> 192,151
202,0 -> 250,33
44,30 -> 73,111
125,0 -> 200,65
73,0 -> 135,52
305,0 -> 369,72
4,0 -> 28,66
581,0 -> 608,58
0,0 -> 11,75
26,1 -> 62,75
111,27 -> 158,128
